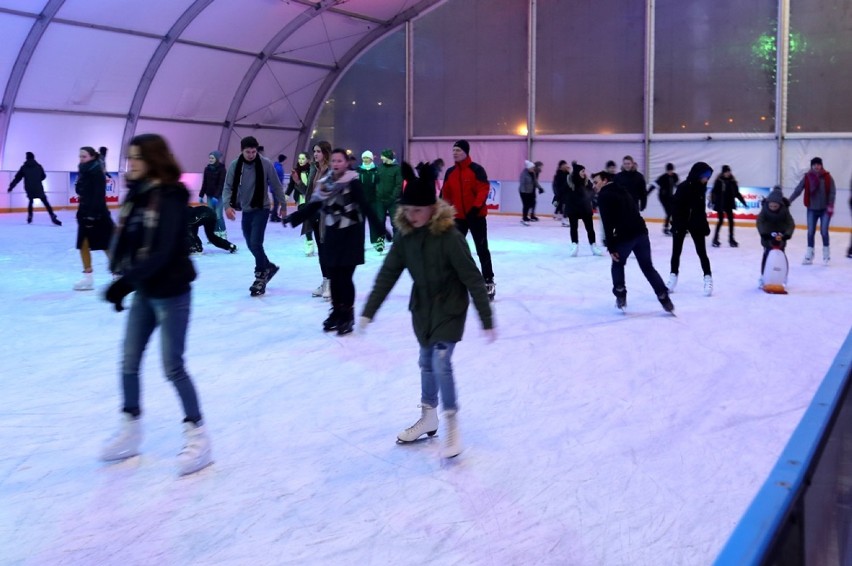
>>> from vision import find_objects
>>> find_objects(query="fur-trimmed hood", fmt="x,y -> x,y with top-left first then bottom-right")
392,199 -> 457,236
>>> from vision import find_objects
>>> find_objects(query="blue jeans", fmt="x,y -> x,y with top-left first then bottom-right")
241,208 -> 271,272
419,341 -> 458,411
121,290 -> 202,423
209,197 -> 225,233
612,234 -> 668,298
806,208 -> 830,248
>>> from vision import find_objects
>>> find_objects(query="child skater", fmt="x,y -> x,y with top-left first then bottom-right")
359,162 -> 496,458
756,186 -> 795,291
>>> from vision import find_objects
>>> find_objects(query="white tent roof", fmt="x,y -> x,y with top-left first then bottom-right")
0,0 -> 442,171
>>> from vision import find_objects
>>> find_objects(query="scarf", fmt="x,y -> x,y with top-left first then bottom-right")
312,170 -> 361,242
230,155 -> 264,210
110,180 -> 160,273
803,170 -> 832,208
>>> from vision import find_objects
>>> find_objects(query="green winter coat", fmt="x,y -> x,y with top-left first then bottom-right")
361,200 -> 493,346
375,162 -> 402,202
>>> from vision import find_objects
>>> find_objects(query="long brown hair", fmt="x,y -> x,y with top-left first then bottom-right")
128,133 -> 182,184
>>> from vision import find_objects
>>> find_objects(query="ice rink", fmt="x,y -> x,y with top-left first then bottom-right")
2,209 -> 851,565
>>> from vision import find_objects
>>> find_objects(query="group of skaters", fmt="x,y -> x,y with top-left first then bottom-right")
7,135 -> 848,473
520,154 -> 846,307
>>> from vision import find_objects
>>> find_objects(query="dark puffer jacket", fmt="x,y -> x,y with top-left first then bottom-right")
10,158 -> 47,199
361,200 -> 493,346
671,162 -> 713,236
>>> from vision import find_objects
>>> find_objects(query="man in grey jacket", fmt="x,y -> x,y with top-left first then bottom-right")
223,136 -> 286,296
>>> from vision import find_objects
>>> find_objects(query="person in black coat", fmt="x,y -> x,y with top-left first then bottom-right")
284,147 -> 387,334
593,170 -> 673,313
668,162 -> 714,296
647,163 -> 678,235
614,155 -> 648,211
101,133 -> 211,476
74,146 -> 115,290
552,160 -> 569,222
8,152 -> 61,225
198,150 -> 227,237
187,204 -> 236,254
710,165 -> 747,247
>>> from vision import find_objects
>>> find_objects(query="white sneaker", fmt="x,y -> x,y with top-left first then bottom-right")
666,273 -> 678,293
568,243 -> 579,257
703,275 -> 713,297
590,243 -> 604,256
803,246 -> 814,265
177,422 -> 213,476
101,414 -> 142,462
397,404 -> 438,443
74,272 -> 94,291
823,246 -> 830,265
442,410 -> 462,458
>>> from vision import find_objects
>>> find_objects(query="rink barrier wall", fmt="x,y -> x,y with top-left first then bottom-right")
2,170 -> 851,233
714,327 -> 852,565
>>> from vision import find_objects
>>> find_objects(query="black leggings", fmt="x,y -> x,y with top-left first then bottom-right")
670,230 -> 711,276
520,193 -> 536,220
567,213 -> 595,244
328,265 -> 356,307
714,211 -> 735,241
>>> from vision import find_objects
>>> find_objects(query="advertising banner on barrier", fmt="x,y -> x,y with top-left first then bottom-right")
68,172 -> 120,204
705,186 -> 770,221
487,180 -> 501,211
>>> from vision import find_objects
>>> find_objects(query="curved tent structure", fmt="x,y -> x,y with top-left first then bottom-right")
0,0 -> 442,172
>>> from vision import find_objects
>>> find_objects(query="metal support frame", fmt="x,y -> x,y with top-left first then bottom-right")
0,0 -> 67,168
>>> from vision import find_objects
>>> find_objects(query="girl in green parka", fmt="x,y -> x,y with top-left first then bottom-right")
360,162 -> 495,459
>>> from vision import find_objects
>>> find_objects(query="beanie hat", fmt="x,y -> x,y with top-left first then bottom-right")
721,165 -> 731,174
572,161 -> 585,173
25,151 -> 35,160
453,139 -> 470,155
381,149 -> 394,160
810,156 -> 823,166
240,136 -> 259,150
209,150 -> 222,161
665,162 -> 674,171
766,185 -> 785,205
361,150 -> 374,160
605,160 -> 616,169
524,160 -> 535,169
399,161 -> 437,206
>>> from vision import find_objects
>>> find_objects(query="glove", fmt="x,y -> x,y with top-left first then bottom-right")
104,277 -> 133,312
466,206 -> 480,221
209,197 -> 219,209
6,187 -> 12,193
827,205 -> 834,218
483,328 -> 497,344
771,232 -> 783,242
537,187 -> 544,194
358,316 -> 371,332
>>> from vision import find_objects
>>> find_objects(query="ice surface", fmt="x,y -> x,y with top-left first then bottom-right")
1,210 -> 850,565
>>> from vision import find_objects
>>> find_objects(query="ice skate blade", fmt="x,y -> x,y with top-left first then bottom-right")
179,457 -> 214,477
396,430 -> 437,444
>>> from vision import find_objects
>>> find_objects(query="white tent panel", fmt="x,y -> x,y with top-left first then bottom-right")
3,112 -> 126,171
647,140 -> 778,188
180,0 -> 306,53
134,119 -> 227,179
781,138 -> 852,191
0,13 -> 34,98
16,24 -> 158,114
55,0 -> 195,36
236,61 -> 327,126
0,0 -> 47,11
276,12 -> 375,66
141,44 -> 254,120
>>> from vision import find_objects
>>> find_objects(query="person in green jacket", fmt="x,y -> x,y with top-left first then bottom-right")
357,150 -> 381,252
360,162 -> 495,459
373,148 -> 403,253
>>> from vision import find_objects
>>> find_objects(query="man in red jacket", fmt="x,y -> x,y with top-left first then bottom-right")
441,140 -> 495,301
